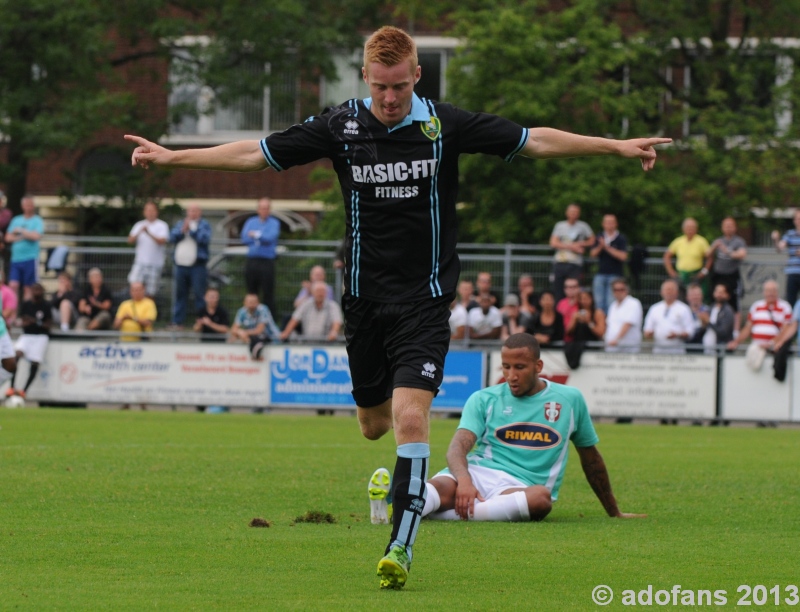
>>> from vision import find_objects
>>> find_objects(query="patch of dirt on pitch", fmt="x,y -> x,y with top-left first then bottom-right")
249,517 -> 272,527
293,510 -> 337,524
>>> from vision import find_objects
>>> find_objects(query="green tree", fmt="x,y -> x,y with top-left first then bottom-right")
0,0 -> 382,214
448,0 -> 800,245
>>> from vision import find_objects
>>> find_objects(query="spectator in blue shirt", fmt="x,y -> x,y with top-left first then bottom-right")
241,197 -> 281,316
230,293 -> 280,360
5,196 -> 44,301
169,204 -> 212,329
772,209 -> 800,306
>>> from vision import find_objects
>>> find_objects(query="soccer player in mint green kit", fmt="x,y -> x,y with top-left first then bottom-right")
371,333 -> 644,523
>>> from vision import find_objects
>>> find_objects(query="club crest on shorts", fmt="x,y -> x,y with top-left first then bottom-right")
543,401 -> 562,423
421,117 -> 441,141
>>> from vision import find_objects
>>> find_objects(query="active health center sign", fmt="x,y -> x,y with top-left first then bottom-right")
34,341 -> 270,407
266,346 -> 485,410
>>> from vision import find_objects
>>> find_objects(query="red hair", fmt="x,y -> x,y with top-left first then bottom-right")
363,26 -> 417,72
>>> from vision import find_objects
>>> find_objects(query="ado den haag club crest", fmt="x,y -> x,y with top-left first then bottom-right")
421,116 -> 441,141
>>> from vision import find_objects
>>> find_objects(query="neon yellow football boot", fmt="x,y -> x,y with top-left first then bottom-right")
368,467 -> 392,525
377,544 -> 410,590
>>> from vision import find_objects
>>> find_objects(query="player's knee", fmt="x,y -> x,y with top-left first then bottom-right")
357,415 -> 391,441
526,487 -> 553,522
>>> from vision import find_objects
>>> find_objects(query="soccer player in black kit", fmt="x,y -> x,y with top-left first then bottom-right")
126,26 -> 671,590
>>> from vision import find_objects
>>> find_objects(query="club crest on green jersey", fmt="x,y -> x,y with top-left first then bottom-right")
421,117 -> 441,141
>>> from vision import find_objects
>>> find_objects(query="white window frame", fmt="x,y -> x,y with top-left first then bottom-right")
162,36 -> 299,145
669,37 -> 797,146
320,36 -> 459,108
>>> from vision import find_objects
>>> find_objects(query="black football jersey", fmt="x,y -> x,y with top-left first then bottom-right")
261,95 -> 528,303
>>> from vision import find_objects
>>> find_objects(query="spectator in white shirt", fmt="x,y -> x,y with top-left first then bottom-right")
449,298 -> 468,341
127,200 -> 169,297
467,293 -> 502,340
604,278 -> 642,352
643,279 -> 695,353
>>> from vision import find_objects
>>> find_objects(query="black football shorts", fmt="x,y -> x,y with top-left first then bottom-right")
342,293 -> 453,407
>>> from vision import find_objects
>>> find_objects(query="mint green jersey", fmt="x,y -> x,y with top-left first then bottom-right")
454,380 -> 598,500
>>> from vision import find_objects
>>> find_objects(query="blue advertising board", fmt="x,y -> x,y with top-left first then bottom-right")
268,346 -> 356,407
267,346 -> 485,409
431,350 -> 486,411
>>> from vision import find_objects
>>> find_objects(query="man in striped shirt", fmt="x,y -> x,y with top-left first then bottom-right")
727,280 -> 793,350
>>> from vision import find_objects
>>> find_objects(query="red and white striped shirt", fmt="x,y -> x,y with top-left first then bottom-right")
748,298 -> 793,345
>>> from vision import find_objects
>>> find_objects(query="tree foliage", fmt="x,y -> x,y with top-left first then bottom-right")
448,0 -> 800,245
0,0 -> 382,214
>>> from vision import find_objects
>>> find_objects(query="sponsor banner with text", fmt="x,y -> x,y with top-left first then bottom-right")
30,341 -> 269,407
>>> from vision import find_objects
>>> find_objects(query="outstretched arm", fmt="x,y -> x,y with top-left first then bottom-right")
522,128 -> 672,172
125,135 -> 268,172
576,445 -> 645,518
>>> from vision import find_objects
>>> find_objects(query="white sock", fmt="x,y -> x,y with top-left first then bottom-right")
472,491 -> 530,521
428,491 -> 530,522
421,482 -> 441,517
427,509 -> 460,521
0,368 -> 12,385
61,323 -> 70,331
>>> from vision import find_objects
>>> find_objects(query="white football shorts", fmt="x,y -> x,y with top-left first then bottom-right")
0,333 -> 14,360
433,464 -> 529,500
14,334 -> 49,363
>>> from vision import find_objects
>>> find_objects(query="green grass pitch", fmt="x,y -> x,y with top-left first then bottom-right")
1,409 -> 799,610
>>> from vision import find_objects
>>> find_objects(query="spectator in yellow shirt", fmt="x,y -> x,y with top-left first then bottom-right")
663,218 -> 712,299
114,281 -> 157,341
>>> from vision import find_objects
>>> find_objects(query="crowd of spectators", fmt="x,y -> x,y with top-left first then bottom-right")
2,194 -> 799,373
447,205 -> 800,366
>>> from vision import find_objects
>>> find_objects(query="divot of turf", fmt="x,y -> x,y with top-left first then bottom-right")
249,517 -> 272,528
293,510 -> 336,524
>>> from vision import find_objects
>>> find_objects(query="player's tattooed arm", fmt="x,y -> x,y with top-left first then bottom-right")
446,429 -> 483,519
576,445 -> 646,519
446,428 -> 477,482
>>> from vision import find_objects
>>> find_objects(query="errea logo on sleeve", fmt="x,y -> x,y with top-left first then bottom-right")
421,362 -> 437,379
344,120 -> 359,134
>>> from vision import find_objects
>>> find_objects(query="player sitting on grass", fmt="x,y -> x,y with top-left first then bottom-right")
369,332 -> 643,526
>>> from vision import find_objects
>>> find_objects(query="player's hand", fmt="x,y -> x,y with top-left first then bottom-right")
454,481 -> 484,520
614,512 -> 647,519
616,137 -> 672,171
125,134 -> 172,169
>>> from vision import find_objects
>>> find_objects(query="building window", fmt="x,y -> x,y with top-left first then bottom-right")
166,47 -> 299,144
322,36 -> 458,108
